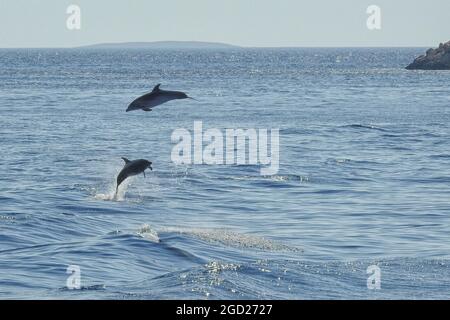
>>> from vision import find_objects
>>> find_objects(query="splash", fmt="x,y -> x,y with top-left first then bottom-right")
137,224 -> 160,243
93,178 -> 134,202
205,261 -> 241,274
264,175 -> 309,182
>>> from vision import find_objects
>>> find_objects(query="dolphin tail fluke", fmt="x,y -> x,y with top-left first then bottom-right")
121,157 -> 131,164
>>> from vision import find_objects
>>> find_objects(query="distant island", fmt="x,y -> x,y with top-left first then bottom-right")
79,41 -> 240,50
406,40 -> 450,70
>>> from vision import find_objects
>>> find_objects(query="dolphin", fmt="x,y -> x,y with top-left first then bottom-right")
126,84 -> 194,112
115,157 -> 152,197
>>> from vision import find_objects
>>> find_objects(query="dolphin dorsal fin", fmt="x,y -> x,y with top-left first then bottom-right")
152,84 -> 161,92
121,157 -> 131,164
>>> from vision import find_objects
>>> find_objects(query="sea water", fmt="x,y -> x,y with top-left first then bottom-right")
1,48 -> 450,299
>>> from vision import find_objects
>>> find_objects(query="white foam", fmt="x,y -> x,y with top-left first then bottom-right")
162,227 -> 302,252
93,177 -> 134,202
137,224 -> 160,243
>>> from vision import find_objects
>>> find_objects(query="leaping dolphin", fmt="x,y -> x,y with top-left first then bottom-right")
126,84 -> 194,112
115,157 -> 152,197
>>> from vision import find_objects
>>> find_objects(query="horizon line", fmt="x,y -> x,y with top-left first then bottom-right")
0,46 -> 432,49
0,40 -> 441,50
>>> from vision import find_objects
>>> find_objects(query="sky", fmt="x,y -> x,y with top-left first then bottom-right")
0,0 -> 449,48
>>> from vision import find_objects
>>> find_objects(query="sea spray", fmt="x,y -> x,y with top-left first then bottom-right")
94,177 -> 133,201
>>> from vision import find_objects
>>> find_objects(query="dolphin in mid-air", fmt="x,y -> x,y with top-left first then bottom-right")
126,84 -> 194,112
115,157 -> 152,196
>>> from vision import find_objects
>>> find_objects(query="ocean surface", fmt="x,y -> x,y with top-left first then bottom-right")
1,48 -> 450,299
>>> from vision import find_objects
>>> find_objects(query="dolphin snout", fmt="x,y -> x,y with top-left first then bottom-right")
126,101 -> 139,112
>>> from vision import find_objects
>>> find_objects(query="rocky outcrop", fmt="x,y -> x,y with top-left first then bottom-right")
406,41 -> 450,70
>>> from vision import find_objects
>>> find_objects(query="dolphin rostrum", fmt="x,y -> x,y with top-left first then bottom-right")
126,84 -> 194,112
115,158 -> 152,196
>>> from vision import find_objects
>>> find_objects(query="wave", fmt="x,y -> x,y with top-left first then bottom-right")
136,224 -> 160,243
340,124 -> 387,131
117,258 -> 450,300
133,224 -> 301,252
59,284 -> 106,291
230,174 -> 310,183
160,226 -> 302,252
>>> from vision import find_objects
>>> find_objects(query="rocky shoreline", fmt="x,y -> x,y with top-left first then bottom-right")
406,41 -> 450,70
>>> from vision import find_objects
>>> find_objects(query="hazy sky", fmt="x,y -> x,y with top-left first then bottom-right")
0,0 -> 449,48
